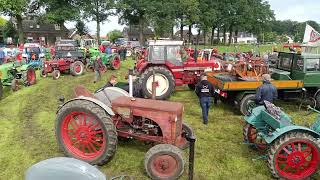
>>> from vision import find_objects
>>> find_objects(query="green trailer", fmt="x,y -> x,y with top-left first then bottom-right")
208,52 -> 320,115
0,62 -> 36,99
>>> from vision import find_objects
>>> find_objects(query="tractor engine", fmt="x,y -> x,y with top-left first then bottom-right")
129,116 -> 162,136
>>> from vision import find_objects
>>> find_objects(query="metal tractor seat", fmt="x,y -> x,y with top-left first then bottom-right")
74,85 -> 129,108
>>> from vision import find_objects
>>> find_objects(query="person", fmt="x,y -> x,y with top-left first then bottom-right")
256,74 -> 278,105
93,56 -> 103,83
103,75 -> 118,88
0,48 -> 5,65
195,73 -> 215,125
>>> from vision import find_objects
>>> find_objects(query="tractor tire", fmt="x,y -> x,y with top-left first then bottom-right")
40,69 -> 47,78
145,144 -> 184,180
110,55 -> 121,70
267,132 -> 320,180
0,81 -> 3,100
239,94 -> 257,116
314,90 -> 320,109
52,70 -> 61,80
24,68 -> 36,86
86,64 -> 94,72
180,123 -> 195,150
55,99 -> 118,165
11,79 -> 19,91
188,84 -> 196,90
70,61 -> 84,76
100,64 -> 107,73
139,66 -> 175,100
243,123 -> 267,150
126,49 -> 132,57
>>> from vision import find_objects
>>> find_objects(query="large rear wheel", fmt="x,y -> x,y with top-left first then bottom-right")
56,99 -> 118,165
70,61 -> 84,76
139,66 -> 175,100
110,55 -> 121,70
240,94 -> 257,116
145,144 -> 184,180
268,132 -> 319,180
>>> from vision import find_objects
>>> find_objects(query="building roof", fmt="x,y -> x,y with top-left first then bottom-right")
21,20 -> 69,34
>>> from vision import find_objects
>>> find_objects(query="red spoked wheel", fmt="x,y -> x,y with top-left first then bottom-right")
243,123 -> 267,150
268,132 -> 320,180
145,144 -> 184,180
56,100 -> 117,165
110,56 -> 121,70
70,61 -> 84,76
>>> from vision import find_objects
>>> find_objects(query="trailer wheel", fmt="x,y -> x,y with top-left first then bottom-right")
145,144 -> 184,180
56,99 -> 118,165
139,66 -> 175,100
243,123 -> 267,150
52,70 -> 61,80
268,132 -> 319,179
70,61 -> 84,76
0,81 -> 3,99
240,94 -> 257,115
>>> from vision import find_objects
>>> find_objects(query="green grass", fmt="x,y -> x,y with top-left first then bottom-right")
0,50 -> 320,179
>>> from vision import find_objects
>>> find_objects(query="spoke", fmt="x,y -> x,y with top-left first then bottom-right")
93,137 -> 103,141
298,143 -> 302,152
86,117 -> 94,127
282,165 -> 290,172
304,151 -> 312,159
85,144 -> 93,153
295,167 -> 301,175
70,117 -> 79,129
82,114 -> 87,126
89,123 -> 100,131
81,143 -> 86,153
71,139 -> 80,146
291,143 -> 295,152
277,159 -> 287,164
93,130 -> 103,135
302,147 -> 311,154
282,147 -> 291,155
278,154 -> 288,159
89,139 -> 103,147
88,142 -> 97,153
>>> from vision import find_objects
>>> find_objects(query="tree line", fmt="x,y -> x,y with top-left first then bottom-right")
0,0 -> 317,45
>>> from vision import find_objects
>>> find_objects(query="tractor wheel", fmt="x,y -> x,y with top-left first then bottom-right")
52,70 -> 61,80
11,79 -> 19,91
180,123 -> 195,150
100,65 -> 107,73
0,81 -> 3,99
240,94 -> 257,116
70,61 -> 85,76
188,84 -> 196,90
110,55 -> 121,70
243,123 -> 267,150
40,69 -> 47,78
25,68 -> 36,86
86,64 -> 94,72
55,99 -> 118,165
139,66 -> 175,100
145,144 -> 184,180
126,49 -> 132,57
314,90 -> 320,109
268,132 -> 320,180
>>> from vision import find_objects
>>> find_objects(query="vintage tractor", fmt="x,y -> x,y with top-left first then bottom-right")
243,101 -> 320,180
41,58 -> 84,80
134,40 -> 222,100
0,62 -> 36,99
54,44 -> 85,65
86,49 -> 121,72
55,71 -> 195,180
22,43 -> 45,69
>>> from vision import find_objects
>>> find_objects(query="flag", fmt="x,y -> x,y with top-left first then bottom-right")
303,24 -> 320,45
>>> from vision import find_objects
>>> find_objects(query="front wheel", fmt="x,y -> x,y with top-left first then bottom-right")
239,94 -> 257,116
268,132 -> 319,179
70,61 -> 84,76
55,99 -> 118,165
243,123 -> 267,150
52,70 -> 61,80
110,55 -> 121,70
145,144 -> 184,180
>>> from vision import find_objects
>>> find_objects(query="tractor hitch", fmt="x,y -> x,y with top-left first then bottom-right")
186,135 -> 196,180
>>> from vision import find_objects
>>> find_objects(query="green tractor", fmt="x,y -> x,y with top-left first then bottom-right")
0,62 -> 36,99
243,101 -> 320,179
86,49 -> 121,72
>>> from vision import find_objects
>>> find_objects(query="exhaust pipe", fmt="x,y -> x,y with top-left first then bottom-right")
128,69 -> 134,100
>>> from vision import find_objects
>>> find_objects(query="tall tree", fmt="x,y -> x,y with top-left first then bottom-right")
0,0 -> 40,43
75,20 -> 89,36
107,30 -> 122,43
82,0 -> 114,45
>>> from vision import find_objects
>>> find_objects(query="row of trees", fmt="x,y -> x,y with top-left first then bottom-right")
1,0 -> 315,45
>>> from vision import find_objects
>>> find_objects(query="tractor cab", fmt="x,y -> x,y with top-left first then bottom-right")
54,44 -> 84,60
272,52 -> 320,87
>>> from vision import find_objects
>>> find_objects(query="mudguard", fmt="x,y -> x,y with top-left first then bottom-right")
263,125 -> 320,144
58,96 -> 115,116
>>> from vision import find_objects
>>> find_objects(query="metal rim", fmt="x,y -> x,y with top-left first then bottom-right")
150,154 -> 179,178
61,111 -> 106,160
146,73 -> 169,97
74,63 -> 83,74
245,124 -> 267,150
275,140 -> 319,179
112,57 -> 121,69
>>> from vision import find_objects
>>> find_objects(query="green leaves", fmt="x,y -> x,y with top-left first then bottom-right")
107,30 -> 122,43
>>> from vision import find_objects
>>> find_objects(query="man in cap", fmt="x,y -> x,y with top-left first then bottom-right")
93,56 -> 103,83
195,73 -> 215,125
256,74 -> 278,105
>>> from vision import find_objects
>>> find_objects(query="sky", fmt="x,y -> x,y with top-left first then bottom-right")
68,0 -> 320,36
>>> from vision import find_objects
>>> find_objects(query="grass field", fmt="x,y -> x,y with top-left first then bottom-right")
1,46 -> 320,180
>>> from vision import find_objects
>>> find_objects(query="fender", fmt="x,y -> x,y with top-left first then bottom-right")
58,96 -> 115,116
263,125 -> 320,144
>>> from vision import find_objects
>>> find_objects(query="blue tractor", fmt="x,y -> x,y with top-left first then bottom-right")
22,43 -> 45,69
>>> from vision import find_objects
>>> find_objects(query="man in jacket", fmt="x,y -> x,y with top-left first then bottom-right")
93,56 -> 103,83
256,74 -> 278,105
195,73 -> 215,125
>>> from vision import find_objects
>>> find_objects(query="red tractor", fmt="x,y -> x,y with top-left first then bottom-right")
55,73 -> 195,180
135,40 -> 222,99
41,58 -> 84,80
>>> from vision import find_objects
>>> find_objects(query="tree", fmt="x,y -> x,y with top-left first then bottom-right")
107,30 -> 122,43
82,0 -> 114,45
0,0 -> 40,43
3,21 -> 17,43
0,17 -> 7,27
75,20 -> 89,36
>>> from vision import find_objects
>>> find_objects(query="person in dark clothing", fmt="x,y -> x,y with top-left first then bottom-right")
195,73 -> 215,125
256,74 -> 278,105
102,75 -> 118,88
93,56 -> 103,83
